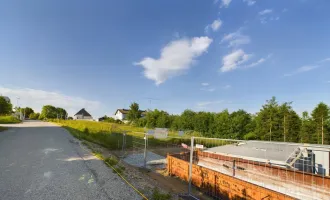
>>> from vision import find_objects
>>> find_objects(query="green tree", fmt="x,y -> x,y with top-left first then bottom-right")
255,97 -> 281,141
56,107 -> 67,119
311,102 -> 330,144
300,111 -> 315,143
209,110 -> 231,138
22,107 -> 34,119
0,96 -> 13,115
180,110 -> 196,130
127,102 -> 141,123
39,105 -> 57,119
230,110 -> 254,139
29,113 -> 40,120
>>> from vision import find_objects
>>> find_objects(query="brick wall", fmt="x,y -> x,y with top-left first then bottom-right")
168,153 -> 296,200
198,151 -> 330,190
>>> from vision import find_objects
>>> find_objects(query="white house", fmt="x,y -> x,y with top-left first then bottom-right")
114,109 -> 146,121
74,108 -> 93,120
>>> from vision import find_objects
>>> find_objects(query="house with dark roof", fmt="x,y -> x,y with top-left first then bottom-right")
114,108 -> 146,121
74,108 -> 93,120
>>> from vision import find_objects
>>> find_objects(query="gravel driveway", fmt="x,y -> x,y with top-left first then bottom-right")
0,121 -> 141,200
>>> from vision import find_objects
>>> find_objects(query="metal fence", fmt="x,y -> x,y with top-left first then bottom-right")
115,129 -> 330,200
188,137 -> 330,200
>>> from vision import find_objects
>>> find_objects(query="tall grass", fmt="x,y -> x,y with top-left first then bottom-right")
0,116 -> 21,124
51,119 -> 195,150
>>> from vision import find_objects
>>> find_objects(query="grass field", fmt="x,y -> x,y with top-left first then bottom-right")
51,119 -> 199,150
0,116 -> 21,124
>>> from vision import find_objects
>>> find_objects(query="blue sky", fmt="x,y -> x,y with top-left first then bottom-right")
0,0 -> 330,118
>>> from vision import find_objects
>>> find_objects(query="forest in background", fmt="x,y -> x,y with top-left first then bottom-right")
122,97 -> 330,145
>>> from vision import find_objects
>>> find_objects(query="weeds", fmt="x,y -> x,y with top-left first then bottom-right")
152,188 -> 171,200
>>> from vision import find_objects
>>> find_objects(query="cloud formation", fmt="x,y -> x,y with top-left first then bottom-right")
244,54 -> 272,68
284,65 -> 319,77
0,86 -> 101,116
205,19 -> 223,33
197,100 -> 224,107
221,29 -> 251,47
135,37 -> 213,85
221,0 -> 232,8
243,0 -> 256,6
259,9 -> 273,15
221,49 -> 251,72
201,83 -> 209,86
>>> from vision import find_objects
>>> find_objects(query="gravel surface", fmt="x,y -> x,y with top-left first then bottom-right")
123,151 -> 166,169
0,121 -> 141,200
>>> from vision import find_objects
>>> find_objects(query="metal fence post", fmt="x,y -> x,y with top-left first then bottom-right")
122,132 -> 126,157
188,136 -> 194,195
144,132 -> 147,168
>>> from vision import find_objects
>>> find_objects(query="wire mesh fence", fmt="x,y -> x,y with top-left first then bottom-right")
188,137 -> 330,200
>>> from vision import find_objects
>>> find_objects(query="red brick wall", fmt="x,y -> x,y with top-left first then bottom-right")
168,154 -> 296,200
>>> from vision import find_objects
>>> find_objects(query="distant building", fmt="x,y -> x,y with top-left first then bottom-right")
114,109 -> 146,121
74,108 -> 93,120
1,96 -> 10,103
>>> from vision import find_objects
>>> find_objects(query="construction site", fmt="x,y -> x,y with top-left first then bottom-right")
167,138 -> 330,200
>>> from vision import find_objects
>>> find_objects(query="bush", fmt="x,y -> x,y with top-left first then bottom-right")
0,116 -> 21,124
243,132 -> 258,140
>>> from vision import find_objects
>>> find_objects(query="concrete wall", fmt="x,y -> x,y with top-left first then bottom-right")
167,154 -> 295,200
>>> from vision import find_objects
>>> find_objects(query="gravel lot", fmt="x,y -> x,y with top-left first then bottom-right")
0,121 -> 141,200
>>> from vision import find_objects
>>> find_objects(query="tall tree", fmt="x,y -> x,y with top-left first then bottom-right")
56,107 -> 68,119
21,107 -> 34,119
40,105 -> 57,119
127,102 -> 141,123
0,96 -> 13,115
256,97 -> 280,141
311,102 -> 330,144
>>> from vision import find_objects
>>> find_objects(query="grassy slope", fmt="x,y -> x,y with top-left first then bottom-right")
0,116 -> 21,124
52,120 -> 196,150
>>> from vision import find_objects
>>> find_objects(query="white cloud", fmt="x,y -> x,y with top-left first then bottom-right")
205,19 -> 223,33
221,0 -> 232,8
284,65 -> 319,77
243,0 -> 256,6
244,54 -> 272,68
221,29 -> 250,47
319,57 -> 330,63
135,36 -> 213,85
259,9 -> 273,15
326,81 -> 330,83
221,49 -> 251,72
197,100 -> 224,107
201,88 -> 216,92
222,85 -> 231,89
201,82 -> 209,86
0,86 -> 101,116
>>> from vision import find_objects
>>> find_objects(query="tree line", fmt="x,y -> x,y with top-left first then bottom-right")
126,97 -> 330,145
0,97 -> 68,120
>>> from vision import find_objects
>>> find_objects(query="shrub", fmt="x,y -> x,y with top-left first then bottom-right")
0,116 -> 21,124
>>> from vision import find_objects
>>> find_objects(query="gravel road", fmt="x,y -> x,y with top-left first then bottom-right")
0,121 -> 141,200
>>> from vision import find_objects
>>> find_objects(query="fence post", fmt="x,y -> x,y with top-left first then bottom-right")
188,136 -> 194,195
144,132 -> 147,168
122,132 -> 126,157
